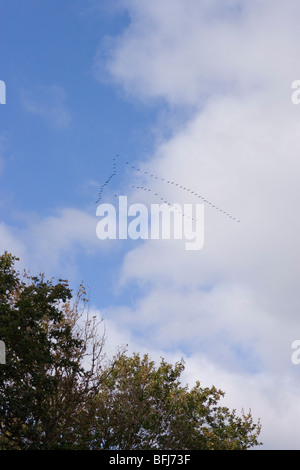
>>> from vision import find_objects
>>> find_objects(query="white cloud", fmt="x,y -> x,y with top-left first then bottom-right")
0,207 -> 106,279
100,0 -> 300,106
95,0 -> 300,449
181,354 -> 300,450
0,223 -> 28,262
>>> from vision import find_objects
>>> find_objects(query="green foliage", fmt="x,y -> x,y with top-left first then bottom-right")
0,252 -> 105,449
92,353 -> 261,450
0,252 -> 262,450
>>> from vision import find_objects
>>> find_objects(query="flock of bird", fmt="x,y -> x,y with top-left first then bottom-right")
96,157 -> 118,204
96,155 -> 240,223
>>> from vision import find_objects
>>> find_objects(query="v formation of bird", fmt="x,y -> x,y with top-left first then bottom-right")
96,155 -> 240,223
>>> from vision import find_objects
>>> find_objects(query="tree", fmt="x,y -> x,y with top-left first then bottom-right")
0,252 -> 262,450
91,353 -> 261,450
0,251 -> 107,449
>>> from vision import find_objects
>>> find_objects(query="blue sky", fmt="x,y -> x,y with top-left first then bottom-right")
2,0 -> 300,449
1,0 -> 160,306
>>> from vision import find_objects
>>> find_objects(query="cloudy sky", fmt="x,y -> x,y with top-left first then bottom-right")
2,0 -> 300,449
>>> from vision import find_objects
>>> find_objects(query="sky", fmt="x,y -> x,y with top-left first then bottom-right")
2,0 -> 300,449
